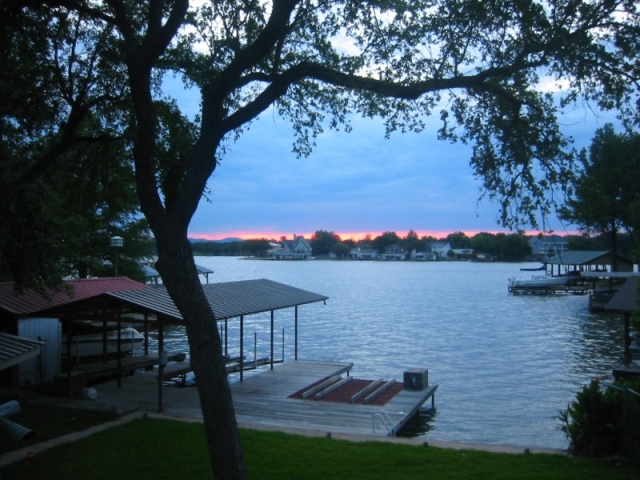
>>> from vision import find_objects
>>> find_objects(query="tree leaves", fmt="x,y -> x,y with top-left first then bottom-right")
560,123 -> 640,246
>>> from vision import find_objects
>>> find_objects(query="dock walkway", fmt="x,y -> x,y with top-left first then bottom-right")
49,360 -> 437,438
508,284 -> 590,296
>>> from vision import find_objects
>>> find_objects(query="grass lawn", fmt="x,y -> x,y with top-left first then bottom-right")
2,403 -> 119,451
1,415 -> 638,480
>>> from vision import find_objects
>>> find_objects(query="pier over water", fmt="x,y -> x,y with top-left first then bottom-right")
44,360 -> 438,438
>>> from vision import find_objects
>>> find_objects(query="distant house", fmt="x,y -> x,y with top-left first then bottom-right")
451,248 -> 474,260
380,244 -> 405,261
348,247 -> 378,260
268,235 -> 313,260
475,253 -> 495,262
429,242 -> 452,260
411,249 -> 436,261
529,235 -> 569,261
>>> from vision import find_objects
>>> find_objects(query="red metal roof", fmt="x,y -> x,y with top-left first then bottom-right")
0,277 -> 149,317
1,277 -> 328,324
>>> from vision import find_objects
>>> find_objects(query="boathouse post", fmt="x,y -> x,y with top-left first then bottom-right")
64,323 -> 73,396
270,310 -> 274,370
224,319 -> 229,357
101,318 -> 109,362
294,306 -> 298,360
144,313 -> 150,356
624,312 -> 631,365
116,315 -> 122,388
239,316 -> 244,382
158,324 -> 165,412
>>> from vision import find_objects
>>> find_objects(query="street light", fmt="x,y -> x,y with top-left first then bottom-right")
110,236 -> 124,276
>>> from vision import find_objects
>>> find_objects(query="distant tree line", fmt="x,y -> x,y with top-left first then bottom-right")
191,239 -> 272,257
190,230 -> 638,262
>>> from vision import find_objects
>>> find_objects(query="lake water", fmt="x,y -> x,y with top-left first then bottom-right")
157,256 -> 628,450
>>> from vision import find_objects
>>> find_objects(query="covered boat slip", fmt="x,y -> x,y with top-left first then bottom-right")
44,278 -> 330,393
105,278 -> 330,379
543,250 -> 634,277
0,277 -> 328,393
509,250 -> 636,296
43,360 -> 438,438
580,271 -> 640,311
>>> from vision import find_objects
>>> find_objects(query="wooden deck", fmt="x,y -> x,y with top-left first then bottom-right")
63,360 -> 437,437
508,284 -> 590,296
613,364 -> 640,380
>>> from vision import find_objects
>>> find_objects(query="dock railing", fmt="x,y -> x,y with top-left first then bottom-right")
600,380 -> 640,446
372,410 -> 395,436
600,380 -> 640,399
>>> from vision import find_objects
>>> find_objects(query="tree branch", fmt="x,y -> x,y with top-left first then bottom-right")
221,58 -> 545,134
1,92 -> 124,206
201,0 -> 300,125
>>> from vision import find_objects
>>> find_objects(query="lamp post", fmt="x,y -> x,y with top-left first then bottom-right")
110,236 -> 124,276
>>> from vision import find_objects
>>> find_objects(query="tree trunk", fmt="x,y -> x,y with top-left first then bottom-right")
155,230 -> 247,480
123,13 -> 247,474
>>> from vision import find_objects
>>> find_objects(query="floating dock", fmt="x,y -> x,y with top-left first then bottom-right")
231,361 -> 438,436
508,284 -> 590,296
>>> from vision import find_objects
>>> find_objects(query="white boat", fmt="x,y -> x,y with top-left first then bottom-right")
508,275 -> 569,293
62,322 -> 144,358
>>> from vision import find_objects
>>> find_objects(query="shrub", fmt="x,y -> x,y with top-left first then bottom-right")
559,378 -> 640,457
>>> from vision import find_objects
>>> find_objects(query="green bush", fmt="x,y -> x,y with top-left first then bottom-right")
559,379 -> 640,457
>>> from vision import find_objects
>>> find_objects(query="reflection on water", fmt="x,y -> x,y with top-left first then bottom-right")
144,257 -> 633,450
397,407 -> 438,438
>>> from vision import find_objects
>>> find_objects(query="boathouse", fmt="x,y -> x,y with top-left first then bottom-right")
0,277 -> 328,393
604,276 -> 640,378
0,277 -> 149,390
143,263 -> 214,285
544,250 -> 634,277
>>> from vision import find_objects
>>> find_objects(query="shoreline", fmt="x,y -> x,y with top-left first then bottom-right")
0,409 -> 567,467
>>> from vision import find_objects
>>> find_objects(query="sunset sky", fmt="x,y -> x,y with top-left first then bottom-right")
170,81 -> 619,242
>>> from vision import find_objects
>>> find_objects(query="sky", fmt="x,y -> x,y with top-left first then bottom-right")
173,83 -> 619,242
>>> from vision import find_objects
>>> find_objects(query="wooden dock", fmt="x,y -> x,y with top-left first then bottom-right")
613,364 -> 640,381
508,284 -> 590,296
54,360 -> 438,438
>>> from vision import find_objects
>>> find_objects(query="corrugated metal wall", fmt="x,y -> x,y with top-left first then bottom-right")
17,318 -> 61,386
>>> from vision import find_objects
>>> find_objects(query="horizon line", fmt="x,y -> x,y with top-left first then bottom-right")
187,229 -> 568,242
